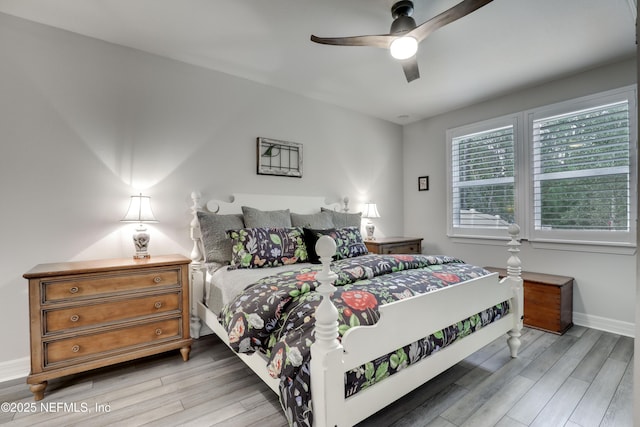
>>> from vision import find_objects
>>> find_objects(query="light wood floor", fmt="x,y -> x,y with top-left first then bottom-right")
0,326 -> 633,426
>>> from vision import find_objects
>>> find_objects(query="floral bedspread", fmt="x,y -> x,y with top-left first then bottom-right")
219,254 -> 509,426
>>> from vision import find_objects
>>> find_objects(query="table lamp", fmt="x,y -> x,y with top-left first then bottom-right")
121,193 -> 158,259
362,202 -> 380,240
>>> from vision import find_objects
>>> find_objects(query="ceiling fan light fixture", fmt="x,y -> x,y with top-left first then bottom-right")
310,0 -> 495,82
389,36 -> 418,60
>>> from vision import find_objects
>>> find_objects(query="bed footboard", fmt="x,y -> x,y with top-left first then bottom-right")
310,225 -> 523,427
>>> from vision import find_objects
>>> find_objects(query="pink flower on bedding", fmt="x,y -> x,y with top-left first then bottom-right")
268,347 -> 284,378
228,316 -> 246,343
392,255 -> 415,262
432,272 -> 460,283
296,271 -> 317,283
342,290 -> 377,311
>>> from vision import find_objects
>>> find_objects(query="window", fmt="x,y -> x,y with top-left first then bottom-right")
447,86 -> 637,247
448,117 -> 517,238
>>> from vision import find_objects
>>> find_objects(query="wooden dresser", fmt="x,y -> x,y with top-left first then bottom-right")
484,267 -> 574,335
24,254 -> 192,400
364,237 -> 423,255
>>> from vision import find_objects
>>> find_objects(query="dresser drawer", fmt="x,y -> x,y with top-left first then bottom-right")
380,243 -> 420,254
43,269 -> 180,302
365,237 -> 423,255
45,318 -> 181,365
44,292 -> 181,334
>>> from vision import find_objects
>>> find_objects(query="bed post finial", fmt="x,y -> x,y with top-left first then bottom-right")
310,235 -> 344,427
506,223 -> 523,358
189,191 -> 205,338
507,223 -> 522,279
313,236 -> 340,350
190,192 -> 203,262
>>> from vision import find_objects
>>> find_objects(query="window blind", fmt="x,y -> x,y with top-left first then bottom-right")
451,125 -> 515,228
532,101 -> 630,231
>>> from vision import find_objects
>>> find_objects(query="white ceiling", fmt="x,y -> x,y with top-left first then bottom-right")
0,0 -> 636,124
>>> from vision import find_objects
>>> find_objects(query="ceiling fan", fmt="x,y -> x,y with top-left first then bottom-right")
310,0 -> 494,83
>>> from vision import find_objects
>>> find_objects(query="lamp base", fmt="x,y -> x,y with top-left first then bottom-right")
132,225 -> 151,259
365,222 -> 375,240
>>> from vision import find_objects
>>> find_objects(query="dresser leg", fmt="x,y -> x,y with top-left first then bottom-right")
30,381 -> 47,401
180,346 -> 191,361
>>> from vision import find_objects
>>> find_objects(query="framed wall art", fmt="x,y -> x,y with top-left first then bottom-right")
418,176 -> 429,191
257,137 -> 303,178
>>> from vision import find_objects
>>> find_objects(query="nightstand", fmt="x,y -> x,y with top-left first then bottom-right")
24,254 -> 192,400
364,237 -> 423,255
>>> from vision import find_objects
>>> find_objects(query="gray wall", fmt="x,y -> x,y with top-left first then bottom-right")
403,58 -> 637,335
0,13 -> 403,371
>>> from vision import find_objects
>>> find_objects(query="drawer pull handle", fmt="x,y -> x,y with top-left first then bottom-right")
69,286 -> 79,294
155,328 -> 162,336
153,277 -> 162,283
154,302 -> 163,309
70,315 -> 80,322
71,345 -> 80,353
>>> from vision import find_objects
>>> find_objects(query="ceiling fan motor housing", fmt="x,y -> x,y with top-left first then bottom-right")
390,1 -> 417,33
391,0 -> 414,18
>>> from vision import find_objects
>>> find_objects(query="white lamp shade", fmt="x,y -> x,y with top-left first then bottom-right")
121,193 -> 158,223
362,203 -> 381,219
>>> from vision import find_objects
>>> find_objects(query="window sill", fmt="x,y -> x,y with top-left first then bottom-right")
528,240 -> 636,255
448,234 -> 637,255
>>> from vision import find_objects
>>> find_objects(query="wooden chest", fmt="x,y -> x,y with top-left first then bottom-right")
484,267 -> 574,335
24,254 -> 192,400
364,237 -> 423,255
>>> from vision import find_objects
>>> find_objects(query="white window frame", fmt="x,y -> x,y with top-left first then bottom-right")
446,85 -> 637,248
446,114 -> 522,239
525,86 -> 637,247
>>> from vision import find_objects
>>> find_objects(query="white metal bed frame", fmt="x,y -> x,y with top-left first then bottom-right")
188,192 -> 523,427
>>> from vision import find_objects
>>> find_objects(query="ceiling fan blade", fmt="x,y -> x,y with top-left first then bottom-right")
310,34 -> 395,49
401,57 -> 420,82
409,0 -> 493,43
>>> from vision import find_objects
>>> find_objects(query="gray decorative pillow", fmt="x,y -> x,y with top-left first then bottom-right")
321,208 -> 362,229
242,206 -> 292,228
197,211 -> 245,263
291,211 -> 334,229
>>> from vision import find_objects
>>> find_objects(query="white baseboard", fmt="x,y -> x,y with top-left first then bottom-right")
0,356 -> 29,383
573,312 -> 635,338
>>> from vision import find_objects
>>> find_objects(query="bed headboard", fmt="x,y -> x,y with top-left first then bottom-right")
202,193 -> 346,215
187,191 -> 350,338
189,192 -> 349,262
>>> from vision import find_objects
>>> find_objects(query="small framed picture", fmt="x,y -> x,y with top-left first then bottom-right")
418,176 -> 429,191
